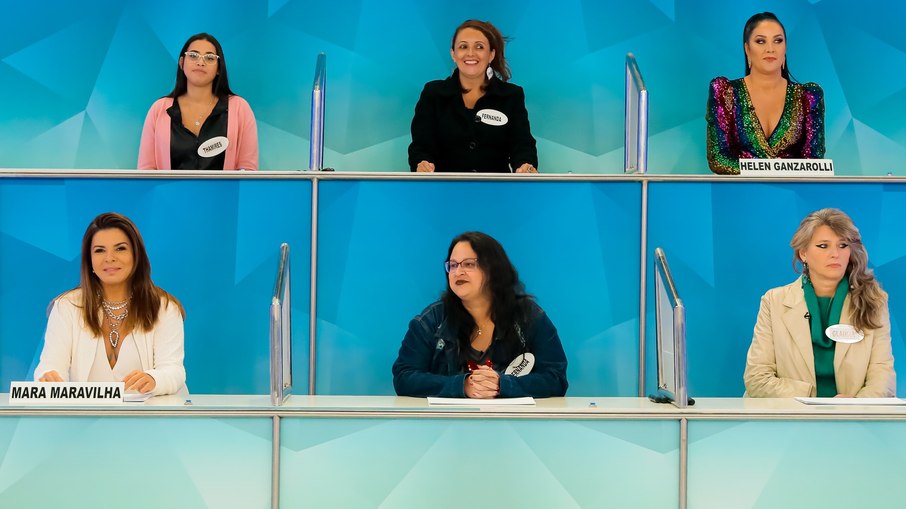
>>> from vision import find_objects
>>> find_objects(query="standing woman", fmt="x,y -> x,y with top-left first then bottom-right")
408,20 -> 538,173
35,213 -> 187,396
138,33 -> 258,170
706,12 -> 825,175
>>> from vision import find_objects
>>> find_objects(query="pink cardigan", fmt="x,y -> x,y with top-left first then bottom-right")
137,95 -> 259,170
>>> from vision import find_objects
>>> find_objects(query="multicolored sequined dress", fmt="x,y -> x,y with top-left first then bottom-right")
706,77 -> 825,175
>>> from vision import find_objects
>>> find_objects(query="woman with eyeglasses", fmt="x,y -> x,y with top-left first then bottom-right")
138,33 -> 258,170
392,232 -> 568,398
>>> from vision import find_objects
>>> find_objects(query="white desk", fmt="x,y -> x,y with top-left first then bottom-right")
3,396 -> 905,508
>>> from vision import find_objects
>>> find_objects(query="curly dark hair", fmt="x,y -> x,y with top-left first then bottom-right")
441,231 -> 530,364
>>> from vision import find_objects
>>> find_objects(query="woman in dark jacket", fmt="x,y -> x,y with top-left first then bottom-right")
408,20 -> 538,173
393,232 -> 567,398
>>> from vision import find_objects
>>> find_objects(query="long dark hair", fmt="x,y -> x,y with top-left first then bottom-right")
451,20 -> 512,91
743,12 -> 794,81
441,232 -> 528,362
166,33 -> 235,99
77,212 -> 182,336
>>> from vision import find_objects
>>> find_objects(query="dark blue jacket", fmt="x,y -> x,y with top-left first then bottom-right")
408,70 -> 538,172
392,299 -> 568,398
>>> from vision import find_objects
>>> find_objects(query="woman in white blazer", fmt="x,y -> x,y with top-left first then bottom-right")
744,208 -> 895,398
35,213 -> 186,396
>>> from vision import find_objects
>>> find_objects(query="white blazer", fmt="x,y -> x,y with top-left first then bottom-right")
744,278 -> 895,398
34,290 -> 187,396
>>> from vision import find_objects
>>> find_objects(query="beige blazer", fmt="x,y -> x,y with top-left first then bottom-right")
744,278 -> 895,398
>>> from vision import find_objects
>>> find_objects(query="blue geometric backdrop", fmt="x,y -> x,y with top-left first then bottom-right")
2,0 -> 905,174
0,178 -> 312,395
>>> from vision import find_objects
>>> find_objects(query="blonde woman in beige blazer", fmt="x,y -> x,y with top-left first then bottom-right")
744,208 -> 895,398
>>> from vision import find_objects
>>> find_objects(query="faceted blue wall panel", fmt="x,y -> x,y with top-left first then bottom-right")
3,1 -> 906,174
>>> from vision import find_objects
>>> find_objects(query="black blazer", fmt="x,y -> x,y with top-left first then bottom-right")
408,70 -> 538,172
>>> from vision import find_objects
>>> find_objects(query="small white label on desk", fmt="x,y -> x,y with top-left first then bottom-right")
9,381 -> 124,405
739,158 -> 834,176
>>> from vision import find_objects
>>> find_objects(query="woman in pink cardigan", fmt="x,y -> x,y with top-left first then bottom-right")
138,33 -> 258,170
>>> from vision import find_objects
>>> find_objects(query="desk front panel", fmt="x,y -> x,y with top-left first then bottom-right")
0,415 -> 272,508
280,415 -> 679,508
687,418 -> 906,509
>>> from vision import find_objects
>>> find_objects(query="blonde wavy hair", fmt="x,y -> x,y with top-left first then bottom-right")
790,208 -> 885,331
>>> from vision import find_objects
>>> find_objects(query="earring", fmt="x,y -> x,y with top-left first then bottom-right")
486,66 -> 494,80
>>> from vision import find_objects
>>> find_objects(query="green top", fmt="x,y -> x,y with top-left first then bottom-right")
802,275 -> 849,397
813,296 -> 836,397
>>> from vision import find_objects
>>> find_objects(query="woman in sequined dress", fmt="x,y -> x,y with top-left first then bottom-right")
706,12 -> 825,175
34,213 -> 187,396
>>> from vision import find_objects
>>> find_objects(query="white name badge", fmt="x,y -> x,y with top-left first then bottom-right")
738,158 -> 834,177
198,136 -> 229,157
826,324 -> 864,344
9,381 -> 124,405
504,353 -> 535,377
476,109 -> 508,126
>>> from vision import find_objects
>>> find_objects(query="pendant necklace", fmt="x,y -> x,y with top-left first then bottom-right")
102,298 -> 129,349
192,97 -> 217,127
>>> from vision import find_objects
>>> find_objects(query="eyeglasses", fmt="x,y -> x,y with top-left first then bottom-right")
445,258 -> 479,273
184,51 -> 220,65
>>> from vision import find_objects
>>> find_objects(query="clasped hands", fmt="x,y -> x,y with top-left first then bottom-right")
465,362 -> 500,399
38,369 -> 156,393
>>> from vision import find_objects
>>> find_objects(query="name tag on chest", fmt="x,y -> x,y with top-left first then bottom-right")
198,136 -> 229,157
475,109 -> 508,126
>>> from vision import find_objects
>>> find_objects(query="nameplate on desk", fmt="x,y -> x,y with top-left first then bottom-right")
739,158 -> 834,176
9,382 -> 124,405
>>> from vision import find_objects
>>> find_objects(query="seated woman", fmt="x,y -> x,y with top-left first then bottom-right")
408,20 -> 538,173
744,208 -> 895,398
393,232 -> 567,398
35,212 -> 187,396
706,12 -> 825,175
138,33 -> 258,170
